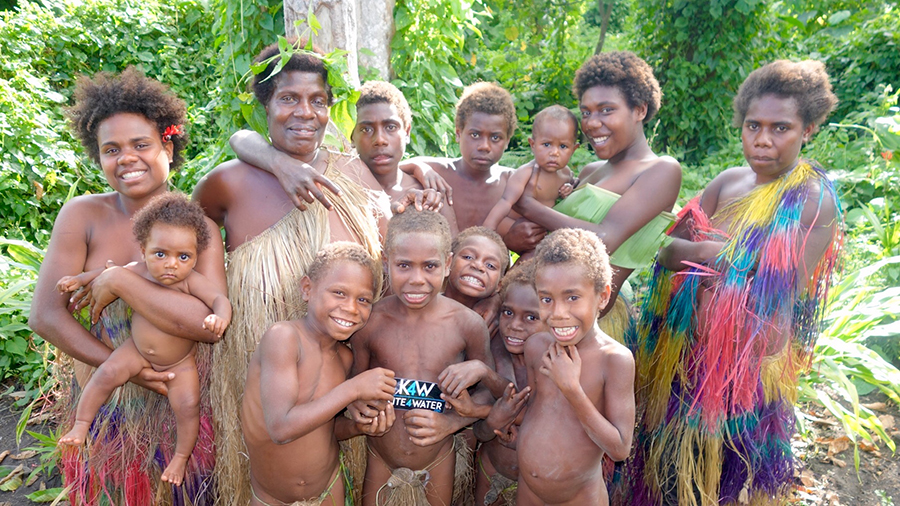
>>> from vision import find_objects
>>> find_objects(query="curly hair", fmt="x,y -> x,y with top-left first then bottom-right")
732,59 -> 837,128
384,208 -> 451,259
306,241 -> 383,298
532,228 -> 611,293
132,192 -> 211,252
452,226 -> 510,273
499,258 -> 536,300
251,38 -> 331,106
68,66 -> 188,168
455,82 -> 517,138
357,80 -> 412,130
532,104 -> 579,141
573,51 -> 661,124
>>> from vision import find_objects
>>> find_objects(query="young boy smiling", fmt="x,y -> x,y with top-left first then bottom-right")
516,228 -> 635,506
349,209 -> 496,506
241,242 -> 396,506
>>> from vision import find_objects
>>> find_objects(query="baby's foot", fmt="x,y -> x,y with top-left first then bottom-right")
161,454 -> 189,486
58,421 -> 90,446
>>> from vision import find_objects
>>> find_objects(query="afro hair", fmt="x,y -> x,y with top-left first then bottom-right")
384,208 -> 452,259
357,80 -> 412,130
573,51 -> 661,124
732,59 -> 837,128
306,241 -> 383,298
132,192 -> 211,252
532,228 -> 611,293
455,82 -> 517,138
68,66 -> 188,168
499,258 -> 536,300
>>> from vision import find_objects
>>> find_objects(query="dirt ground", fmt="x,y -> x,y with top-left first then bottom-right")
0,389 -> 897,505
792,390 -> 900,506
0,394 -> 62,506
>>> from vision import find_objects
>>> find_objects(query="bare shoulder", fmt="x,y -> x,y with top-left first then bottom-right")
58,192 -> 118,220
632,155 -> 682,188
491,164 -> 515,181
193,159 -> 256,199
800,174 -> 839,227
330,151 -> 371,183
597,335 -> 635,372
523,331 -> 553,362
699,166 -> 751,214
259,320 -> 305,356
408,156 -> 455,172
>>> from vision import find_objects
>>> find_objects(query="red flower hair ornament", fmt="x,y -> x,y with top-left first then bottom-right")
162,124 -> 184,143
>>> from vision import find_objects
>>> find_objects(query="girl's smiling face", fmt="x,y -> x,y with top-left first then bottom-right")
97,112 -> 172,200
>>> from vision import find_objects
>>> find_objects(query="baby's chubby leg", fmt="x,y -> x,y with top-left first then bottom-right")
159,349 -> 200,486
59,337 -> 151,446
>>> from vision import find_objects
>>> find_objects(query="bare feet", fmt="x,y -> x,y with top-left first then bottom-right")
58,421 -> 90,446
160,453 -> 189,486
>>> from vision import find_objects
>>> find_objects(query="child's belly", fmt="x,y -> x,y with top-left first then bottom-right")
367,413 -> 453,471
131,314 -> 196,368
482,436 -> 519,480
517,403 -> 604,500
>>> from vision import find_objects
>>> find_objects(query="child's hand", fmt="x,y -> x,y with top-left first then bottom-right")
485,383 -> 530,435
352,367 -> 396,403
347,399 -> 390,425
56,275 -> 83,294
495,423 -> 518,448
354,404 -> 395,437
438,360 -> 488,397
203,314 -> 229,337
402,160 -> 453,206
392,188 -> 444,214
403,409 -> 454,447
441,388 -> 486,418
558,182 -> 574,199
540,343 -> 582,396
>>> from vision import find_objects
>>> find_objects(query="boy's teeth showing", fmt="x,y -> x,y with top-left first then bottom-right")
332,317 -> 354,328
552,326 -> 578,340
405,293 -> 427,303
505,336 -> 524,346
460,275 -> 484,287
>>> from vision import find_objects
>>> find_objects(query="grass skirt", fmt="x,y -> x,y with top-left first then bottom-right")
213,152 -> 382,505
621,162 -> 842,506
58,300 -> 216,506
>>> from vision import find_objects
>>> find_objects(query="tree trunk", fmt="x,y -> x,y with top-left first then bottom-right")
594,0 -> 613,54
358,0 -> 395,80
283,0 -> 395,83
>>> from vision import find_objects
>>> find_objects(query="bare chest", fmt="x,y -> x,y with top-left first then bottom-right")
368,327 -> 466,383
447,176 -> 506,230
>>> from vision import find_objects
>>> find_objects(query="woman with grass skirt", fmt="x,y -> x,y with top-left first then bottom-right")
623,60 -> 843,506
29,68 -> 224,506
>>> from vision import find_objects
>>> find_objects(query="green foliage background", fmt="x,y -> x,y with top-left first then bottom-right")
0,0 -> 898,457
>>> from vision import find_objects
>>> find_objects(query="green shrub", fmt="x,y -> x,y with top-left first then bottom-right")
0,0 -> 219,244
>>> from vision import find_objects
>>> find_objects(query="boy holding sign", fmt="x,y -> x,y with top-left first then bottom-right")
349,209 -> 497,506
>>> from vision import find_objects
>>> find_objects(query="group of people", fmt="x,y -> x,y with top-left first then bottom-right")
28,35 -> 842,506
